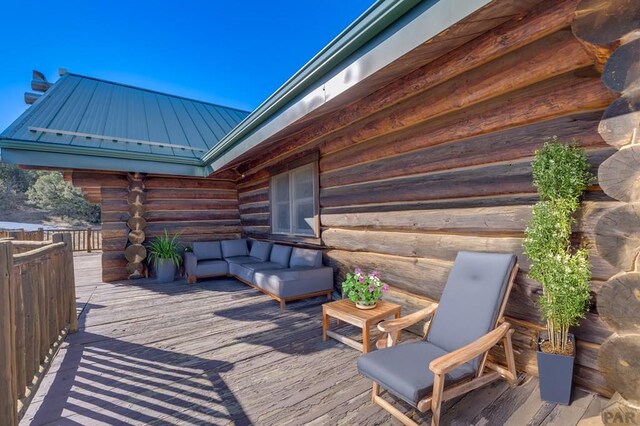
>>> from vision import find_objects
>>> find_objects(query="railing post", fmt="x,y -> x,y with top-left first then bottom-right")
37,228 -> 44,241
0,241 -> 18,425
86,227 -> 92,253
52,234 -> 78,333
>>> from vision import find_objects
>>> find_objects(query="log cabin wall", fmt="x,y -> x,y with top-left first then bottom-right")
233,0 -> 619,396
69,171 -> 241,282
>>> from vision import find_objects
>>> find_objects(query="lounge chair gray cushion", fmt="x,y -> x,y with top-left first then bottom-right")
192,241 -> 222,260
229,262 -> 285,283
253,267 -> 333,298
195,260 -> 228,277
225,256 -> 263,265
289,247 -> 322,268
249,241 -> 273,261
357,342 -> 475,405
221,239 -> 249,258
270,244 -> 292,267
427,251 -> 516,369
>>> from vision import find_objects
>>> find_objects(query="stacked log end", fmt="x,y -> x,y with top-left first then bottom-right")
573,0 -> 640,419
126,173 -> 146,279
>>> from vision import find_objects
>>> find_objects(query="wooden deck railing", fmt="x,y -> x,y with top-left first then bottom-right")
0,234 -> 77,425
0,227 -> 102,252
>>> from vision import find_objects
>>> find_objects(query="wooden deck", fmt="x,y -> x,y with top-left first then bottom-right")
21,253 -> 607,425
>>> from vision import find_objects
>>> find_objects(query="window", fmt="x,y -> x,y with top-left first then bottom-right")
270,163 -> 318,237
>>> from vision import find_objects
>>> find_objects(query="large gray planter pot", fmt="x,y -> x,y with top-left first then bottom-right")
537,332 -> 575,405
155,259 -> 177,283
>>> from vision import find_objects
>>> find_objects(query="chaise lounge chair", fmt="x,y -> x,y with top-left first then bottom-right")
357,251 -> 519,426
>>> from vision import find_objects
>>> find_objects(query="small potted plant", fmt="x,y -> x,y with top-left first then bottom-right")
342,268 -> 389,309
147,231 -> 183,283
523,139 -> 593,405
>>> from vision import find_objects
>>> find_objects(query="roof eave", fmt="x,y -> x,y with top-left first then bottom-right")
200,0 -> 424,166
0,138 -> 207,177
201,0 -> 494,172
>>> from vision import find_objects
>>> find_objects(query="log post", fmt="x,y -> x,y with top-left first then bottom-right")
86,227 -> 92,253
574,0 -> 640,413
126,173 -> 147,279
53,233 -> 77,333
0,241 -> 18,425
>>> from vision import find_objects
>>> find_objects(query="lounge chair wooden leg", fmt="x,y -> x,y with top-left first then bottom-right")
371,382 -> 419,426
431,373 -> 444,426
504,329 -> 517,385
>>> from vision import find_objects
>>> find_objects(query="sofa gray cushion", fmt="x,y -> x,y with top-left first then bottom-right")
225,256 -> 262,265
230,262 -> 285,283
250,241 -> 273,262
270,244 -> 292,267
253,267 -> 333,298
195,260 -> 228,277
221,239 -> 249,258
427,251 -> 516,369
357,342 -> 475,405
192,241 -> 222,260
289,247 -> 322,268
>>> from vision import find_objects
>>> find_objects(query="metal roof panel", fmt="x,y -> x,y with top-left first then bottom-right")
1,73 -> 249,162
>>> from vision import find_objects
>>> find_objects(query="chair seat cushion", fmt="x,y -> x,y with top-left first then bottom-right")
357,342 -> 475,406
229,262 -> 285,283
196,260 -> 228,277
225,256 -> 263,265
253,267 -> 333,298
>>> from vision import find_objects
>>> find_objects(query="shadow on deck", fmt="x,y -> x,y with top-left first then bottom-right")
21,253 -> 605,425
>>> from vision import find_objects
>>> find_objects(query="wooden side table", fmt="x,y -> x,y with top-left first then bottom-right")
322,299 -> 401,353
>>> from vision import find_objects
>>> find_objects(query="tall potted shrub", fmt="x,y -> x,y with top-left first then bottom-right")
148,231 -> 183,283
523,139 -> 593,405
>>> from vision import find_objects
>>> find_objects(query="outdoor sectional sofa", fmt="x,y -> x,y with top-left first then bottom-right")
184,239 -> 334,309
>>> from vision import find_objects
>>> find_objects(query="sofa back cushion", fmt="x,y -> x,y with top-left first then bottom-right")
250,241 -> 273,261
270,244 -> 292,267
192,241 -> 222,260
289,248 -> 322,268
221,239 -> 249,258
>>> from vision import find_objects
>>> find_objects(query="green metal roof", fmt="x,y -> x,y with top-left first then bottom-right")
0,73 -> 249,175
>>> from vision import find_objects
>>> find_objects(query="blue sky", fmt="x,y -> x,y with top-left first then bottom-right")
0,1 -> 373,130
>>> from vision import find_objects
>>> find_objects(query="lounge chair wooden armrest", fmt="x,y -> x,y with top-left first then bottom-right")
429,322 -> 511,375
377,304 -> 438,334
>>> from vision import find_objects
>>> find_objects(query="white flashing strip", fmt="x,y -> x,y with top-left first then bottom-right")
27,127 -> 206,153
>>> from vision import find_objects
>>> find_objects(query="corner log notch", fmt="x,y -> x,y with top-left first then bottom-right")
573,0 -> 640,417
125,173 -> 147,279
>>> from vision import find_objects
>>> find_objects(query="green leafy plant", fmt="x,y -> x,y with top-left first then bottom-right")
342,268 -> 389,306
147,231 -> 183,268
523,138 -> 593,354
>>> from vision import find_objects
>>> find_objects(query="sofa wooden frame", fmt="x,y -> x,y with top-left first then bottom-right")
371,263 -> 519,426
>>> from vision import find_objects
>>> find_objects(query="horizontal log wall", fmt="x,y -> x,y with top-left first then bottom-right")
235,0 -> 617,396
81,172 -> 240,282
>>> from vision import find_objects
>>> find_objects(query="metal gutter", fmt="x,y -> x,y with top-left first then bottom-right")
200,0 -> 422,165
0,138 -> 202,165
0,148 -> 206,176
202,0 -> 494,172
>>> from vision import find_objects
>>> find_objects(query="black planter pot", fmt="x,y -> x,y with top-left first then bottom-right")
537,332 -> 575,405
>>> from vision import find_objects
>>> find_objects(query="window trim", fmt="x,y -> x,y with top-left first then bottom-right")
269,161 -> 319,238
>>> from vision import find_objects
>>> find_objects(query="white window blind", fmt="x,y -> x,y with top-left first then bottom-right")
271,163 -> 317,236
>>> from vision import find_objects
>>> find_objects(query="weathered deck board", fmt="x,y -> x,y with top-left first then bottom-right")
21,253 -> 600,425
